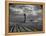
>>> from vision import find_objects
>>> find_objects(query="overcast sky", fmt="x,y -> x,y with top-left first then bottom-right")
10,5 -> 42,16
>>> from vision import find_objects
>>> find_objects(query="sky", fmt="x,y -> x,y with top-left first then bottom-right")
10,5 -> 42,16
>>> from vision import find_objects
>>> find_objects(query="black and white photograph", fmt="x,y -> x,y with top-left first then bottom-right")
9,3 -> 44,32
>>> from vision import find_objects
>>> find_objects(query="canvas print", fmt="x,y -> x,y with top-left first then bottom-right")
9,3 -> 43,32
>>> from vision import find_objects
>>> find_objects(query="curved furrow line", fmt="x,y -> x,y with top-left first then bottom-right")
18,25 -> 26,32
20,25 -> 32,32
16,24 -> 20,32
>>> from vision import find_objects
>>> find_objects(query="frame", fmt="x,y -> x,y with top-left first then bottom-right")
5,1 -> 45,36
